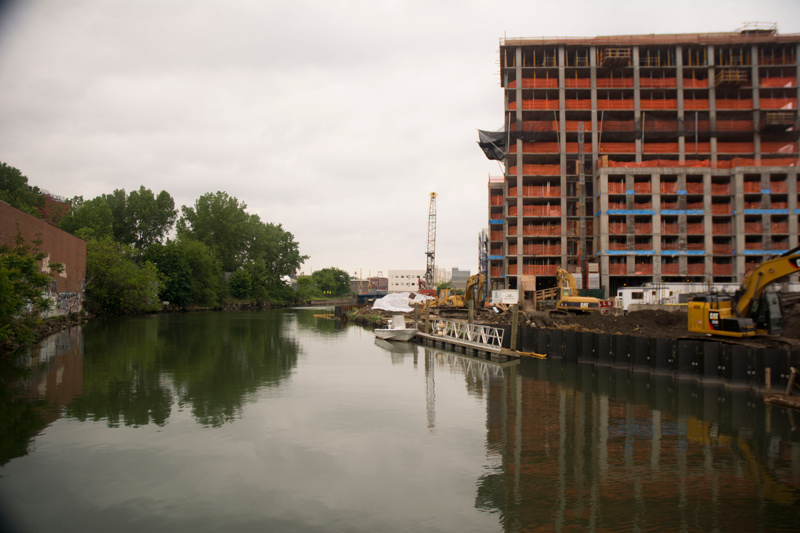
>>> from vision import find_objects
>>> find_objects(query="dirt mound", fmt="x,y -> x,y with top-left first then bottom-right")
348,301 -> 800,342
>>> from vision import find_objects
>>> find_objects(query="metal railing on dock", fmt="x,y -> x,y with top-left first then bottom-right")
417,319 -> 506,354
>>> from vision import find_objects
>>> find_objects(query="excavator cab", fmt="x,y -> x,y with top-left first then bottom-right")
751,291 -> 783,335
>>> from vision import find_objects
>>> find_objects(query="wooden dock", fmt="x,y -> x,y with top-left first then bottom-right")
414,319 -> 520,359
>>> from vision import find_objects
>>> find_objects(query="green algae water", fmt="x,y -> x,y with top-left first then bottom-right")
1,308 -> 799,532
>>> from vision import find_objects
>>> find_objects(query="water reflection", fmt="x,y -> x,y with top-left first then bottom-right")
476,358 -> 800,531
0,325 -> 83,466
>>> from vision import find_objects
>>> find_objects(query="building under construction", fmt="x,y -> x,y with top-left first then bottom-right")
487,25 -> 800,296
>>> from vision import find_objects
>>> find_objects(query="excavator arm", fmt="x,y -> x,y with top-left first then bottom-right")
735,245 -> 800,317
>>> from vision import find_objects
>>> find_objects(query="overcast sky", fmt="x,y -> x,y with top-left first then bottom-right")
1,0 -> 799,279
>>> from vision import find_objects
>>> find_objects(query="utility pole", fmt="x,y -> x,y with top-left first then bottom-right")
425,192 -> 437,289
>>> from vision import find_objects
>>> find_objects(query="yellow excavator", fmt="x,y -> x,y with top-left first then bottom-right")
425,273 -> 485,309
687,245 -> 800,337
555,268 -> 608,313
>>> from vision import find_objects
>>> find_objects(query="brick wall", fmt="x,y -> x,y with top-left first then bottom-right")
1,201 -> 86,315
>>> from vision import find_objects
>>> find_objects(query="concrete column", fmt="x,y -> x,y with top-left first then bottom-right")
513,46 -> 524,289
652,172 -> 662,279
590,46 -> 599,169
633,47 -> 642,163
559,46 -> 568,269
789,171 -> 798,249
752,44 -> 761,163
676,45 -> 685,162
708,45 -> 717,162
732,171 -> 746,277
598,171 -> 610,295
704,171 -> 714,277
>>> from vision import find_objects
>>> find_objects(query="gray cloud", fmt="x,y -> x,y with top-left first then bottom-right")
1,0 -> 798,276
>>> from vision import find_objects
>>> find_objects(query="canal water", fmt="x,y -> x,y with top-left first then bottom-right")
1,308 -> 799,532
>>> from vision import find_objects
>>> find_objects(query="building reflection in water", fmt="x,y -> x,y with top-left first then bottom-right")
1,326 -> 84,466
420,349 -> 800,531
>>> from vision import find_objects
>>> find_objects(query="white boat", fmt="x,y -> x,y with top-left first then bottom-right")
374,314 -> 417,342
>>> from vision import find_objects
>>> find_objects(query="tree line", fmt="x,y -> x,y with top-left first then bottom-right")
1,162 -> 352,346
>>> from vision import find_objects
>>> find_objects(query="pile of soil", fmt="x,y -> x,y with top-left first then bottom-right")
350,301 -> 800,342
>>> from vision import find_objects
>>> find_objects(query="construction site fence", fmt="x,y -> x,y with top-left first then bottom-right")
598,157 -> 800,169
507,77 -> 796,90
506,184 -> 562,197
509,97 -> 796,111
515,118 -> 787,134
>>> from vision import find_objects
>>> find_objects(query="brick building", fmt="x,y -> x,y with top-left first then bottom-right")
1,201 -> 86,316
489,26 -> 800,296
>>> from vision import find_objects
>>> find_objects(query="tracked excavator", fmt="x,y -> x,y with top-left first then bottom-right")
687,245 -> 800,337
425,273 -> 485,310
555,268 -> 609,313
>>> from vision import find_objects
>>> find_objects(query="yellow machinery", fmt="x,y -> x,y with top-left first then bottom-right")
687,245 -> 800,337
555,268 -> 605,313
426,273 -> 485,309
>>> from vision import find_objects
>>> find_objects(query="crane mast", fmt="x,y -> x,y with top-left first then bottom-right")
425,192 -> 437,289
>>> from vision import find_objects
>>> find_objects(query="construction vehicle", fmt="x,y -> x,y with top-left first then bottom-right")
555,268 -> 610,313
425,273 -> 485,310
688,245 -> 800,337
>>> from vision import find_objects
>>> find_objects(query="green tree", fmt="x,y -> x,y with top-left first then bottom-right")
58,196 -> 114,241
295,275 -> 316,301
311,267 -> 351,297
256,222 -> 307,282
105,186 -> 177,251
0,162 -> 44,216
144,238 -> 221,306
0,234 -> 62,345
85,237 -> 163,314
178,192 -> 307,283
177,192 -> 252,272
228,268 -> 252,300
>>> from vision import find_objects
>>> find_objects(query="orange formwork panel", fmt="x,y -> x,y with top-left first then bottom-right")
641,99 -> 678,110
597,99 -> 635,110
683,78 -> 709,88
716,120 -> 754,131
520,120 -> 559,132
640,77 -> 677,88
687,262 -> 705,276
608,263 -> 627,275
684,99 -> 709,110
770,180 -> 788,193
761,98 -> 797,109
713,263 -> 733,276
662,263 -> 680,275
600,142 -> 635,153
744,220 -> 763,233
684,142 -> 712,153
717,142 -> 755,152
712,221 -> 732,234
596,78 -> 634,88
773,221 -> 789,233
508,164 -> 561,176
713,243 -> 733,254
602,120 -> 636,131
522,184 -> 561,197
643,142 -> 680,153
716,99 -> 753,110
565,100 -> 592,110
564,78 -> 591,89
760,77 -> 796,88
762,141 -> 798,153
771,199 -> 789,209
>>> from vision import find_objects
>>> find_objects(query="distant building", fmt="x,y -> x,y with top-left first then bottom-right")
0,200 -> 86,316
388,270 -> 425,292
451,268 -> 471,291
